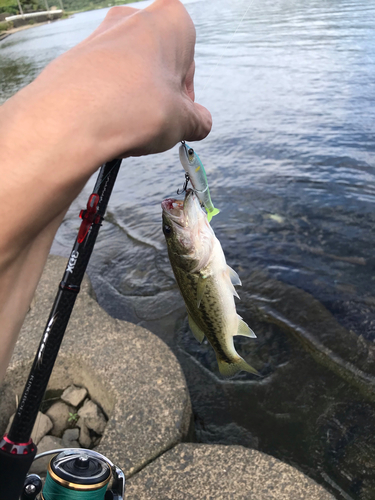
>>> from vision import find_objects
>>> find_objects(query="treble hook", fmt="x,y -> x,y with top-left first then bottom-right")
177,173 -> 190,195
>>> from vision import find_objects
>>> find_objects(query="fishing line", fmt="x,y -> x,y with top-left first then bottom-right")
202,0 -> 257,93
43,474 -> 107,500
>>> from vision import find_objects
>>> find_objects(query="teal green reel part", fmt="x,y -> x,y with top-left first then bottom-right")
35,448 -> 125,500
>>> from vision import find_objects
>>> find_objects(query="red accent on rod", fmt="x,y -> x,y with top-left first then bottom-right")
77,193 -> 100,243
3,434 -> 32,447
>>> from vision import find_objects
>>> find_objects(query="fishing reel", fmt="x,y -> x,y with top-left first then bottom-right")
20,449 -> 125,500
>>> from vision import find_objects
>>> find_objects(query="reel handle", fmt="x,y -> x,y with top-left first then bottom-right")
21,475 -> 42,500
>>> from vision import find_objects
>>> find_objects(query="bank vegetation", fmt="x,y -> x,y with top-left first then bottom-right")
0,0 -> 141,33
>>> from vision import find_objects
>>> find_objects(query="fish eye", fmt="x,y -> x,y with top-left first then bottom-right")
163,224 -> 172,237
188,148 -> 194,156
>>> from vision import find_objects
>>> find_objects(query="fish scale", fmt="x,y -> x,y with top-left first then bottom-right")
162,189 -> 258,377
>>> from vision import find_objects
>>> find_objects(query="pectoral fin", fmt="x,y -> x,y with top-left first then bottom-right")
197,275 -> 208,308
236,317 -> 257,338
188,314 -> 205,343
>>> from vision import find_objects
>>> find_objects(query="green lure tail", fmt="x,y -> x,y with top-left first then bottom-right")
207,207 -> 220,223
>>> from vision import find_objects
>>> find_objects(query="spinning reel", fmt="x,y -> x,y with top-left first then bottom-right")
21,448 -> 124,500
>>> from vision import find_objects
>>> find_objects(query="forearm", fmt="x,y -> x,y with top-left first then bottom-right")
0,210 -> 67,381
0,74 -> 117,263
0,0 -> 211,383
0,86 -> 101,380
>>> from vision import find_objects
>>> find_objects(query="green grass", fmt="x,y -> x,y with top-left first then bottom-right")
0,0 -> 142,17
0,20 -> 11,31
0,0 -> 142,30
0,0 -> 19,16
0,0 -> 45,15
63,0 -> 142,14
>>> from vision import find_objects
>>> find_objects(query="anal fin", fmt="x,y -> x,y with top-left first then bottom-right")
188,314 -> 205,343
235,316 -> 257,338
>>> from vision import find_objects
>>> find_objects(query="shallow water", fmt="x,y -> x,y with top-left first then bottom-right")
1,0 -> 375,498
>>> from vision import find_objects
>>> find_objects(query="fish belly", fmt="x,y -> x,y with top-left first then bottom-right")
169,242 -> 258,377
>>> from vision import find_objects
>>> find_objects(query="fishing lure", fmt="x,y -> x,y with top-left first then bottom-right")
179,142 -> 220,223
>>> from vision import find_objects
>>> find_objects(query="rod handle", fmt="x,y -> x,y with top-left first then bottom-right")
0,443 -> 36,500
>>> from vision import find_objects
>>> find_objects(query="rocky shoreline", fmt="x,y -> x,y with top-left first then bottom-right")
0,255 -> 334,499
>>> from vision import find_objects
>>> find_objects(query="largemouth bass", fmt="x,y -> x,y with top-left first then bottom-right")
162,189 -> 257,376
179,142 -> 220,223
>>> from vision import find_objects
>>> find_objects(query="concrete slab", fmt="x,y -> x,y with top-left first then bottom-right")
126,443 -> 335,500
1,255 -> 192,477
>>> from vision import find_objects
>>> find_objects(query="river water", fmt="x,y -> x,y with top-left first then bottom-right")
1,0 -> 375,498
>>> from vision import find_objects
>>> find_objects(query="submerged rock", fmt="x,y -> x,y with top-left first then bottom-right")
175,269 -> 375,500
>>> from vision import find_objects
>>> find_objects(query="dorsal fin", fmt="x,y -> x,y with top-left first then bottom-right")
227,266 -> 242,286
235,316 -> 257,338
232,287 -> 240,300
223,267 -> 241,299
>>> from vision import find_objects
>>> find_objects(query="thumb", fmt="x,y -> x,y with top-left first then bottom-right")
183,101 -> 212,142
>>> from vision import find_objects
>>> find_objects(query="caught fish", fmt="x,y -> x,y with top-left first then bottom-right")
162,189 -> 257,376
179,142 -> 220,223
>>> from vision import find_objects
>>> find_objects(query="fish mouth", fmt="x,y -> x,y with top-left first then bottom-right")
161,190 -> 197,227
161,198 -> 185,226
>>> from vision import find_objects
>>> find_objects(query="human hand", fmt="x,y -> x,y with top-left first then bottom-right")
23,0 -> 212,162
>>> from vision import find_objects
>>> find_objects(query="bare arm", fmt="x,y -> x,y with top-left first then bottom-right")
0,0 -> 212,381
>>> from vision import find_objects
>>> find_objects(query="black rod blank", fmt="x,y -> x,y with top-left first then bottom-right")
0,159 -> 121,500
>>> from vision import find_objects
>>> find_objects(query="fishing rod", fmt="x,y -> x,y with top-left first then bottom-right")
0,159 -> 124,500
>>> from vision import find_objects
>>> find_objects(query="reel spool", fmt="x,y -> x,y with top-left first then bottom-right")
22,449 -> 125,500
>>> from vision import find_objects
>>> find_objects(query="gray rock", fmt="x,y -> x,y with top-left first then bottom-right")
77,419 -> 92,449
126,444 -> 335,500
2,255 -> 192,476
7,411 -> 53,445
29,435 -> 63,474
61,385 -> 87,408
92,436 -> 102,447
46,401 -> 74,437
62,428 -> 80,448
78,400 -> 106,435
0,382 -> 16,436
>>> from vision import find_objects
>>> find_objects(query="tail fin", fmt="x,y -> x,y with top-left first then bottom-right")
217,356 -> 259,377
207,207 -> 220,223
